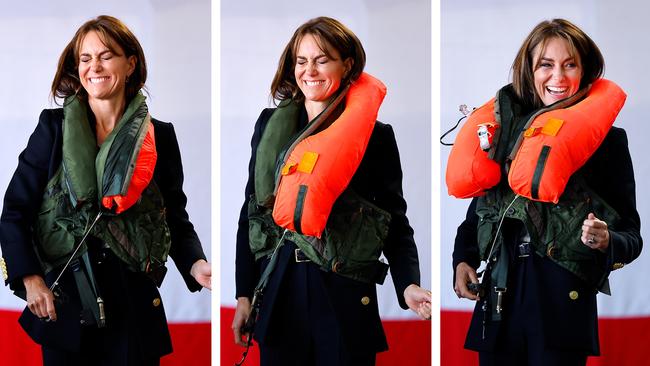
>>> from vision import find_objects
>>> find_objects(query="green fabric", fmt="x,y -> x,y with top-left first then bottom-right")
34,93 -> 171,276
61,97 -> 97,206
97,92 -> 149,197
249,189 -> 391,284
254,99 -> 300,207
249,100 -> 391,285
476,86 -> 619,295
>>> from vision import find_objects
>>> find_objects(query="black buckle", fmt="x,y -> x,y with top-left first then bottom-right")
517,242 -> 531,258
294,249 -> 311,263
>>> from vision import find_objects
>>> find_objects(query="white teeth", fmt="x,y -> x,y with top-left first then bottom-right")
90,77 -> 109,84
304,80 -> 324,86
546,86 -> 568,94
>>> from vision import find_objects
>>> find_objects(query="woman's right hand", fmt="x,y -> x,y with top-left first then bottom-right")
232,297 -> 252,346
454,262 -> 480,301
23,274 -> 57,321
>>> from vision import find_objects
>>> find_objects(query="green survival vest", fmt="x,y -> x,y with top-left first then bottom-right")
248,99 -> 391,285
33,93 -> 172,278
475,85 -> 620,295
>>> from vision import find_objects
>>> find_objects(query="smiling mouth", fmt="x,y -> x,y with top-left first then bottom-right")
546,86 -> 569,95
89,77 -> 110,84
304,80 -> 324,86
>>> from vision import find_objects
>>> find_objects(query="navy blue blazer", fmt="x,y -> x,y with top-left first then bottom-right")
0,107 -> 206,356
235,108 -> 421,351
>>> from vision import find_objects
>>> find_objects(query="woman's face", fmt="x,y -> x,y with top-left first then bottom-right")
78,30 -> 136,104
294,33 -> 351,105
532,37 -> 583,106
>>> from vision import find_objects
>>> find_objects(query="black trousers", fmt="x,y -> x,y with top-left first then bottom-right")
258,243 -> 377,366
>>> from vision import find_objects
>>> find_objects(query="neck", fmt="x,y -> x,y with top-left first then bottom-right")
304,100 -> 328,122
89,96 -> 127,144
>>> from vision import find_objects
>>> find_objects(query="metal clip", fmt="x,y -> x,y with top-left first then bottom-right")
494,287 -> 507,314
97,297 -> 106,328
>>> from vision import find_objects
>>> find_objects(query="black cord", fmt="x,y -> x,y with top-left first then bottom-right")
234,336 -> 254,366
440,115 -> 467,146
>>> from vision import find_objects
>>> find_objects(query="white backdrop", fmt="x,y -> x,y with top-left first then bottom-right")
441,0 -> 649,316
220,0 -> 432,319
0,0 -> 211,322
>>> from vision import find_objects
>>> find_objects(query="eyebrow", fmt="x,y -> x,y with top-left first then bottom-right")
296,54 -> 328,60
539,56 -> 576,63
79,49 -> 113,57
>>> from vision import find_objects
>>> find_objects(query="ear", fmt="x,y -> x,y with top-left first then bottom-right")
127,55 -> 137,76
344,57 -> 354,76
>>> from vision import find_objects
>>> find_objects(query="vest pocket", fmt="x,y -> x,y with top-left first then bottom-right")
544,196 -> 595,261
323,189 -> 391,268
476,195 -> 501,260
247,196 -> 281,260
35,183 -> 84,273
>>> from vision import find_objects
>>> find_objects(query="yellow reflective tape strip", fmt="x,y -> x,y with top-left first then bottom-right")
297,151 -> 319,174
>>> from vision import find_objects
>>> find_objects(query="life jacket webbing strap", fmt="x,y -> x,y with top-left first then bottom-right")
293,185 -> 308,235
531,145 -> 552,200
71,256 -> 104,327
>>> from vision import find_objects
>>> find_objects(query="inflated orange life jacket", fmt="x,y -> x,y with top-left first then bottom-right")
272,72 -> 387,237
446,78 -> 626,203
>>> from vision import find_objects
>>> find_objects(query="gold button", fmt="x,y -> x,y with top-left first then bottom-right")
152,298 -> 161,307
361,296 -> 370,306
332,262 -> 342,273
0,258 -> 7,281
569,291 -> 579,300
546,244 -> 556,259
613,262 -> 625,270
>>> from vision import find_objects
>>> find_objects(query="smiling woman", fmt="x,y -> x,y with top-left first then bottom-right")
232,16 -> 431,366
0,15 -> 211,366
450,18 -> 641,366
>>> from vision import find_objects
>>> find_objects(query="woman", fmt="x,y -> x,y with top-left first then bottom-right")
0,15 -> 211,365
451,19 -> 642,365
232,16 -> 431,366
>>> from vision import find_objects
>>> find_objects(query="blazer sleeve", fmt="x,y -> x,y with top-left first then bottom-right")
583,127 -> 642,273
370,124 -> 421,309
235,109 -> 274,299
451,198 -> 481,287
152,120 -> 207,292
0,110 -> 60,291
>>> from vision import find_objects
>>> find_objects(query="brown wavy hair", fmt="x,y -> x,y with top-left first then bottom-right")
511,18 -> 604,108
51,15 -> 147,104
270,16 -> 366,104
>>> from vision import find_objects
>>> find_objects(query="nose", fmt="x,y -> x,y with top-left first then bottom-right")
306,61 -> 317,75
552,65 -> 565,80
90,58 -> 103,72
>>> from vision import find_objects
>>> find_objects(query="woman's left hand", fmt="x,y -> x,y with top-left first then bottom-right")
581,212 -> 610,253
190,259 -> 212,290
404,284 -> 432,320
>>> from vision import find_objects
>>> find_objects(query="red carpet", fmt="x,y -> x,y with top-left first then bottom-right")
220,306 -> 432,366
441,309 -> 650,366
0,309 -> 210,365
